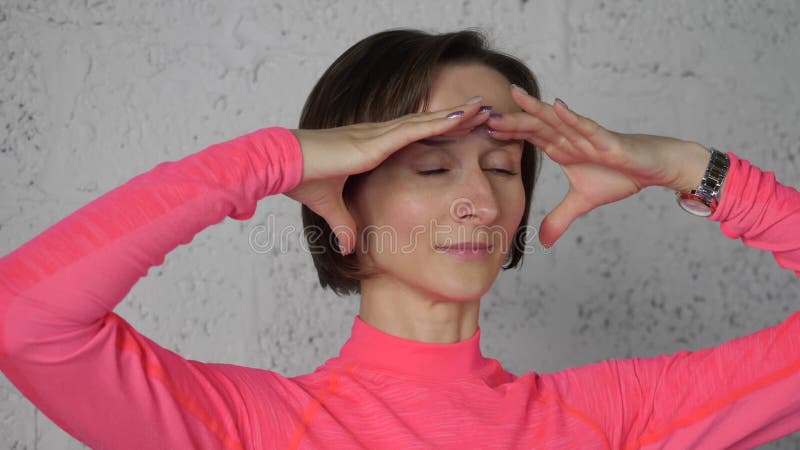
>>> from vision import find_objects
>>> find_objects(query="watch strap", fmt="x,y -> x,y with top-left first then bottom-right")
676,147 -> 730,215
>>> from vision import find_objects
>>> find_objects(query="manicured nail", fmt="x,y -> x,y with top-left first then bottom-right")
511,84 -> 528,95
486,126 -> 497,134
447,111 -> 465,119
466,95 -> 483,104
555,98 -> 569,110
489,112 -> 503,119
478,105 -> 493,114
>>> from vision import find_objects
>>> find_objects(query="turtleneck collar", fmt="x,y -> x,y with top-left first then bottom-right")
337,316 -> 495,380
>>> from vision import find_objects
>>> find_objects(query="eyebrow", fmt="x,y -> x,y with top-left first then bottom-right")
417,136 -> 520,149
417,128 -> 520,148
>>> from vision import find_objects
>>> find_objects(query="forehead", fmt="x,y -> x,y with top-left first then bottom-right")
427,63 -> 522,114
386,129 -> 522,166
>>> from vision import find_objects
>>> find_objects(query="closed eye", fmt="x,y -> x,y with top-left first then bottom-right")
487,169 -> 518,175
418,169 -> 449,175
419,168 -> 518,176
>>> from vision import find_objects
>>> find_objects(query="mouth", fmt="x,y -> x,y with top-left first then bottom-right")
435,241 -> 492,251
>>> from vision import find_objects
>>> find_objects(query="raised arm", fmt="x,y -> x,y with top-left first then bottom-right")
709,151 -> 800,275
628,154 -> 800,448
0,127 -> 305,449
487,86 -> 800,273
539,157 -> 800,448
488,89 -> 800,448
0,100 -> 487,449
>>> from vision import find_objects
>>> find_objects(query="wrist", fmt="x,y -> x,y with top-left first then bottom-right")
672,142 -> 712,193
290,129 -> 321,183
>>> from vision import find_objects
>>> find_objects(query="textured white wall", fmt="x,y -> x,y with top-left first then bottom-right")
1,0 -> 799,448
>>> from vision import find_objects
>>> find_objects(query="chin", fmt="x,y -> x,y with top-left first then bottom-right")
434,258 -> 505,296
424,269 -> 498,303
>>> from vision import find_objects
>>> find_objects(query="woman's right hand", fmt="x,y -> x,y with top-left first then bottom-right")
287,99 -> 487,255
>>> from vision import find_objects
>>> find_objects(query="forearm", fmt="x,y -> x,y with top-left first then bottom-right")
662,140 -> 799,274
0,126 -> 303,449
0,127 -> 302,346
667,141 -> 721,200
710,151 -> 800,274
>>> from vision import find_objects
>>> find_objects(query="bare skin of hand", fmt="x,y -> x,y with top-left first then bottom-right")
287,99 -> 490,255
487,86 -> 712,248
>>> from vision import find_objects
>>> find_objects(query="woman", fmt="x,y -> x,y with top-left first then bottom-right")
0,29 -> 798,449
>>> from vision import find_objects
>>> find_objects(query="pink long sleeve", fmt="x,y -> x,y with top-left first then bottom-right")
537,152 -> 800,449
711,153 -> 800,275
0,127 -> 304,449
2,140 -> 799,449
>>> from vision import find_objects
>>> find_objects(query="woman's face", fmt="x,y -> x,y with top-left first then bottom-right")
350,63 -> 526,302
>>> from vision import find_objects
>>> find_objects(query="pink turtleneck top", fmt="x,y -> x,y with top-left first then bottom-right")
1,127 -> 799,449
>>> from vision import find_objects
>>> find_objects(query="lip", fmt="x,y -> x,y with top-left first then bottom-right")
435,242 -> 493,260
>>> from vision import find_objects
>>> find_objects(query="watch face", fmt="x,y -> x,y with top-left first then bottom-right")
678,197 -> 712,217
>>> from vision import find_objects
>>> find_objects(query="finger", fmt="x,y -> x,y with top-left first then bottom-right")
487,111 -> 549,132
486,112 -> 567,146
486,110 -> 550,134
438,108 -> 493,137
350,98 -> 481,138
538,191 -> 592,248
486,111 -> 578,151
552,99 -> 614,152
386,97 -> 484,127
346,97 -> 486,169
485,128 -> 533,141
447,105 -> 493,132
485,128 -> 550,151
372,101 -> 484,153
508,88 -> 593,152
313,197 -> 359,255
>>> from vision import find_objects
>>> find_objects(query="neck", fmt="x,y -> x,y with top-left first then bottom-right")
358,275 -> 481,344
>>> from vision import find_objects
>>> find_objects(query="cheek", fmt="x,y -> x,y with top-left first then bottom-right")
352,183 -> 439,258
499,183 -> 527,243
375,193 -> 436,249
356,186 -> 429,227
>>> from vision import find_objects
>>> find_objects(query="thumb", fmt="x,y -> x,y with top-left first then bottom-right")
538,192 -> 590,248
317,200 -> 358,255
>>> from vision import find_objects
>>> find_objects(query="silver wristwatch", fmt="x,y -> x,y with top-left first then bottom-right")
675,147 -> 730,217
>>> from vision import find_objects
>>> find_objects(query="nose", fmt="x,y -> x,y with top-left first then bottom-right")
450,168 -> 499,224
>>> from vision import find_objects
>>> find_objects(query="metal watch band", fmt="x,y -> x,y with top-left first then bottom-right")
675,147 -> 730,216
692,147 -> 729,203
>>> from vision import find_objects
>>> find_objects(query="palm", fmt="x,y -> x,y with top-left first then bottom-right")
286,176 -> 347,219
286,100 -> 489,254
558,161 -> 641,213
547,133 -> 678,212
486,89 -> 702,247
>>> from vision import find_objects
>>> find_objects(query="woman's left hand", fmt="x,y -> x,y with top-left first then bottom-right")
486,86 -> 712,248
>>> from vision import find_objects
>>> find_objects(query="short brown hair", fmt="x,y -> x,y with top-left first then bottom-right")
299,29 -> 543,296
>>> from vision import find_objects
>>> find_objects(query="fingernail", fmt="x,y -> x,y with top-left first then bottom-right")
466,95 -> 483,104
511,84 -> 528,95
489,112 -> 503,119
555,98 -> 569,110
446,111 -> 465,119
486,126 -> 497,134
478,105 -> 493,114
